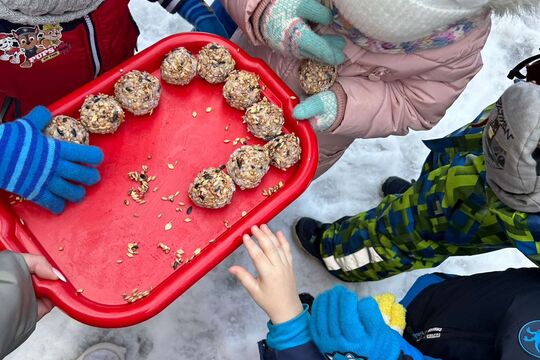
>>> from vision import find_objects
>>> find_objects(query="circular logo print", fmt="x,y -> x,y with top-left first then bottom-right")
519,320 -> 540,358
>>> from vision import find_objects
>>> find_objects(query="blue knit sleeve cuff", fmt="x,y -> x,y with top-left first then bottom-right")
266,305 -> 312,351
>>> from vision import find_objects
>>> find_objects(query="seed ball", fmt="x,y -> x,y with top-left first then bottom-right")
243,99 -> 285,140
114,70 -> 161,115
223,70 -> 261,110
80,94 -> 125,134
227,145 -> 270,190
299,59 -> 338,95
188,167 -> 236,209
45,115 -> 90,145
265,133 -> 302,170
197,43 -> 236,84
161,47 -> 197,85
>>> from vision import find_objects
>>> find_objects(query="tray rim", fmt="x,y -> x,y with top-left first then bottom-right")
0,32 -> 318,328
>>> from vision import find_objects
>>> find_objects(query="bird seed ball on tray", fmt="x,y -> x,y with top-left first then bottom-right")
265,133 -> 302,170
188,167 -> 236,209
243,99 -> 285,140
45,115 -> 90,145
299,59 -> 338,95
161,47 -> 197,85
114,70 -> 161,115
197,43 -> 236,84
223,70 -> 261,110
80,94 -> 125,134
226,145 -> 270,190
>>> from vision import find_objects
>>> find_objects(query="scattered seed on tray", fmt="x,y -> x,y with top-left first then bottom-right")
123,288 -> 151,304
157,213 -> 162,219
225,124 -> 230,131
167,163 -> 175,170
192,111 -> 198,118
206,106 -> 213,113
127,242 -> 139,257
158,242 -> 171,254
179,202 -> 185,206
133,213 -> 140,218
224,139 -> 231,144
124,200 -> 130,206
224,220 -> 231,229
58,246 -> 64,251
186,206 -> 193,215
194,248 -> 202,256
127,165 -> 155,204
184,218 -> 192,223
116,259 -> 123,264
262,181 -> 285,197
153,187 -> 159,192
165,222 -> 173,231
172,249 -> 185,270
147,155 -> 152,160
76,289 -> 84,294
19,218 -> 24,225
209,238 -> 216,244
241,211 -> 247,217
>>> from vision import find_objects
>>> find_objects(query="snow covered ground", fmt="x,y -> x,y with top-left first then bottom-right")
8,2 -> 540,359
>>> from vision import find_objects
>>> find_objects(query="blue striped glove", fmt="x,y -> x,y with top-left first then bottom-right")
293,91 -> 338,131
261,0 -> 346,65
178,0 -> 230,38
0,107 -> 103,214
311,286 -> 402,360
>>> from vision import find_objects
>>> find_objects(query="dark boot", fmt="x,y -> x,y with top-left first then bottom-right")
381,176 -> 413,196
293,218 -> 325,261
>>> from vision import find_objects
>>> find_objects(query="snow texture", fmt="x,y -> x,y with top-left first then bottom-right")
7,2 -> 540,359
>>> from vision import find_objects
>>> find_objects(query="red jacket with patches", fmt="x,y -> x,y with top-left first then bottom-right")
0,0 -> 139,119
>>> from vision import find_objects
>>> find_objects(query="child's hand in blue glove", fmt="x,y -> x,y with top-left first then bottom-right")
0,106 -> 104,214
293,91 -> 338,131
310,286 -> 402,360
261,0 -> 346,65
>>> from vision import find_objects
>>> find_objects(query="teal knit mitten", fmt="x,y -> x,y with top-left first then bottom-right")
293,91 -> 338,131
260,0 -> 346,65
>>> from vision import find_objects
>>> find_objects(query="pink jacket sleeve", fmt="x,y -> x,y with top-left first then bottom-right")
221,0 -> 268,46
329,51 -> 484,139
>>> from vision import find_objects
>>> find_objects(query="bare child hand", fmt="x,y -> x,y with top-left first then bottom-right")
229,225 -> 304,325
21,254 -> 64,320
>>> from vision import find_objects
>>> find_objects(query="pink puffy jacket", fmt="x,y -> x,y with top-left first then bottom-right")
222,0 -> 492,175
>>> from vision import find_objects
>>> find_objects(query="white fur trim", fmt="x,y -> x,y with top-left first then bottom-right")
332,0 -> 539,42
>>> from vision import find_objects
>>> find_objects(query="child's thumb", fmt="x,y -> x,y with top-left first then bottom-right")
23,106 -> 52,131
229,266 -> 259,295
21,253 -> 61,281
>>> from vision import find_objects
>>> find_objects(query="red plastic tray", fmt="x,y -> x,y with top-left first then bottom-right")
0,33 -> 318,328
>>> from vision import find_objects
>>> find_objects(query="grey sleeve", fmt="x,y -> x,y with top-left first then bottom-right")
0,251 -> 37,359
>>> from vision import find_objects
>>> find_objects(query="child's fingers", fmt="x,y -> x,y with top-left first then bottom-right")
276,231 -> 293,264
243,234 -> 271,274
252,226 -> 283,266
36,297 -> 54,320
21,254 -> 58,281
260,224 -> 288,265
229,266 -> 259,297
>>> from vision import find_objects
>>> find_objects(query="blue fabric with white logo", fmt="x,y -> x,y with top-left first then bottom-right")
0,107 -> 103,214
403,268 -> 540,359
